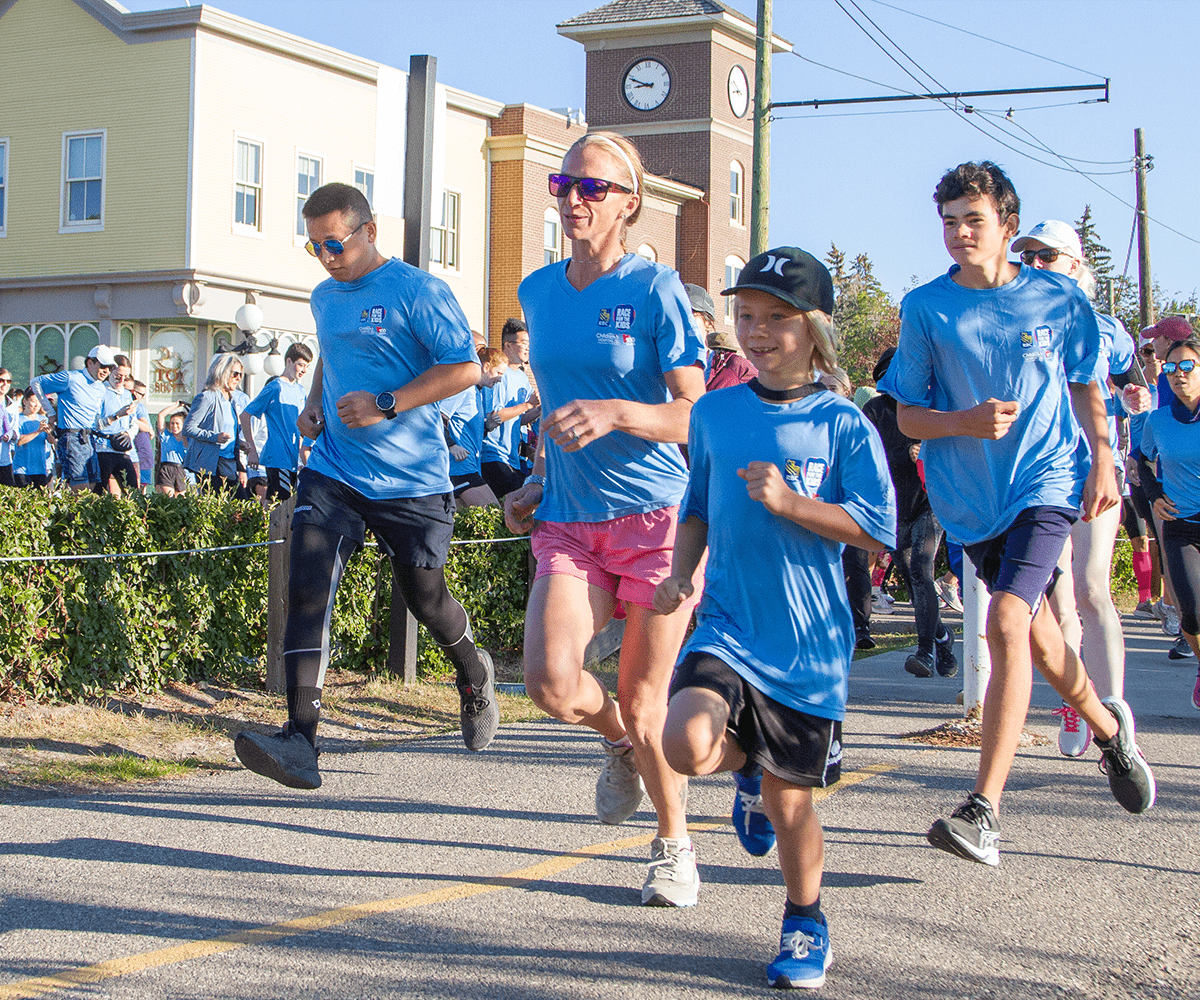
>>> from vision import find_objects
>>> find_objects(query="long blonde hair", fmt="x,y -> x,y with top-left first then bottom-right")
807,310 -> 841,378
205,352 -> 243,392
564,131 -> 645,247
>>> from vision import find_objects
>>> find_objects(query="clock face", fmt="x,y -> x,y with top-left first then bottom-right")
728,65 -> 749,118
623,59 -> 671,111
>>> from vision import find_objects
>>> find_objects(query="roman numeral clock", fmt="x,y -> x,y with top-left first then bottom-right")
623,58 -> 671,111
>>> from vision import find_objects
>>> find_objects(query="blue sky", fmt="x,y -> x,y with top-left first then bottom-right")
123,0 -> 1199,304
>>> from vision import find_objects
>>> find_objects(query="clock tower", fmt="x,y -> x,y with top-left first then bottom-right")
558,0 -> 790,330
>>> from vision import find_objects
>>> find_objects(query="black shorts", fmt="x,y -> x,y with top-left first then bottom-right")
1129,479 -> 1159,546
481,460 -> 524,500
1121,496 -> 1145,540
291,468 -> 454,569
156,461 -> 187,492
267,467 -> 297,502
450,470 -> 487,498
963,505 -> 1076,612
98,451 -> 139,491
13,472 -> 49,489
670,651 -> 843,788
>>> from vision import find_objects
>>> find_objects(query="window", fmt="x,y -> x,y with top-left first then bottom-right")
543,207 -> 560,265
430,190 -> 459,269
636,243 -> 657,263
353,167 -> 375,209
62,131 -> 105,229
0,139 -> 7,236
235,138 -> 262,230
730,161 -> 744,225
296,153 -> 322,236
724,255 -> 745,321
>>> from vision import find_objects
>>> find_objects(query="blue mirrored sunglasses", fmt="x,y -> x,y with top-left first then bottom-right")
1162,359 -> 1197,374
305,220 -> 366,258
548,173 -> 632,201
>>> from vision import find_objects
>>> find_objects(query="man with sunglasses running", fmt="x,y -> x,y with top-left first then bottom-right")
32,344 -> 118,491
234,182 -> 499,790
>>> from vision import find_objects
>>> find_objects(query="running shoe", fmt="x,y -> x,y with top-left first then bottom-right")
855,629 -> 877,651
732,769 -> 776,856
767,914 -> 833,989
904,649 -> 934,678
1052,701 -> 1091,758
1094,697 -> 1156,814
234,722 -> 321,790
1168,635 -> 1194,660
935,626 -> 958,677
1193,668 -> 1200,711
1152,598 -> 1169,623
1161,603 -> 1181,637
936,578 -> 964,614
1133,599 -> 1158,620
595,738 -> 645,824
926,792 -> 1001,866
872,594 -> 895,615
641,836 -> 699,907
458,648 -> 499,752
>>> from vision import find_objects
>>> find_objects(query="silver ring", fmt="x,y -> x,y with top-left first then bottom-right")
570,430 -> 579,443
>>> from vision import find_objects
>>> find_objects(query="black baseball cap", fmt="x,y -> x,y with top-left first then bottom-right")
720,247 -> 835,315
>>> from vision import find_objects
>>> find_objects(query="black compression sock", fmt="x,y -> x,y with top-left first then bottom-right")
287,686 -> 322,745
784,896 -> 822,922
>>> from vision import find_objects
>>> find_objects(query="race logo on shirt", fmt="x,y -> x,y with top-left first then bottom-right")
597,308 -> 612,327
803,459 -> 828,493
1036,326 -> 1052,352
1020,330 -> 1034,348
369,306 -> 386,325
614,305 -> 635,330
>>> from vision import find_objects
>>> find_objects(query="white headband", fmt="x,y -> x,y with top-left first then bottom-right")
583,134 -> 639,196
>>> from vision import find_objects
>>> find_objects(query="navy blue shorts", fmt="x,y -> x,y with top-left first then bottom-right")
963,505 -> 1077,612
291,468 -> 454,569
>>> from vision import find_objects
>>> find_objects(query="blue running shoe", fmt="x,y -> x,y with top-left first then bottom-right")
732,769 -> 776,856
767,914 -> 833,989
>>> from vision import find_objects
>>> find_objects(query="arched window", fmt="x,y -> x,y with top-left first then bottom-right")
636,243 -> 657,263
1,327 -> 32,387
730,161 -> 744,225
544,207 -> 561,265
724,255 -> 745,321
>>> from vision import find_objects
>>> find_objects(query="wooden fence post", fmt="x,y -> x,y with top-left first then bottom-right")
265,496 -> 296,693
387,556 -> 418,685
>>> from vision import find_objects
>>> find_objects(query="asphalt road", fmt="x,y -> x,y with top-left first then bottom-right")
1,607 -> 1197,999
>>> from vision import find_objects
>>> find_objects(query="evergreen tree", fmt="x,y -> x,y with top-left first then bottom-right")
1075,205 -> 1112,279
825,244 -> 899,387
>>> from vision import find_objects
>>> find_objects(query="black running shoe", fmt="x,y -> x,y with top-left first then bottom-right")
905,649 -> 934,678
234,722 -> 321,789
459,648 -> 499,752
855,630 -> 877,651
935,626 -> 959,677
1094,697 -> 1156,814
927,793 -> 1001,866
1168,634 -> 1194,660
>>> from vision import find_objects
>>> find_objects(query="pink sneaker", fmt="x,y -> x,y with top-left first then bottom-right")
1053,702 -> 1091,757
1193,669 -> 1200,712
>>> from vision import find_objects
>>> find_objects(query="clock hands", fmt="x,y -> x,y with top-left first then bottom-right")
629,78 -> 654,89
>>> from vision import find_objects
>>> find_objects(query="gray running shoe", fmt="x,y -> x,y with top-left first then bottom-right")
459,648 -> 499,752
1133,599 -> 1157,620
595,738 -> 644,824
926,793 -> 1001,866
1161,603 -> 1181,637
641,836 -> 699,907
234,723 -> 321,789
1095,697 -> 1156,814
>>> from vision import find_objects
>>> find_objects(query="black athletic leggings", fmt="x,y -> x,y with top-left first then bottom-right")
1162,517 -> 1200,636
891,508 -> 945,649
842,545 -> 872,635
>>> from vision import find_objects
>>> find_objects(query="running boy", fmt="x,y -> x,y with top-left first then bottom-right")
876,162 -> 1155,867
655,248 -> 895,989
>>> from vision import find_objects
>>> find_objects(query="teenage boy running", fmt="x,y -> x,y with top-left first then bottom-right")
656,248 -> 895,988
877,162 -> 1155,867
240,342 -> 314,503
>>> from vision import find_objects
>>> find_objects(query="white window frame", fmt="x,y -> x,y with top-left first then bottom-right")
294,151 -> 323,244
430,190 -> 460,271
636,243 -> 657,263
543,207 -> 560,266
724,254 -> 745,322
0,137 -> 8,238
233,134 -> 264,235
730,160 -> 744,227
60,129 -> 106,233
353,164 -> 375,210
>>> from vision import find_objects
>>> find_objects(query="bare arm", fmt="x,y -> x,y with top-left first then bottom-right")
896,399 -> 1020,441
652,515 -> 710,615
239,412 -> 260,466
297,357 -> 324,439
336,361 -> 481,429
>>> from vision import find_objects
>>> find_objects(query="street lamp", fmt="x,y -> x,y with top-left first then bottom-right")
232,303 -> 266,375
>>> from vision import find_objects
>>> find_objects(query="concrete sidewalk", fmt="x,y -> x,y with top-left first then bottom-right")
0,606 -> 1196,999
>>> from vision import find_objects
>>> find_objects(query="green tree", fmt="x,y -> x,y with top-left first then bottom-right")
825,244 -> 900,387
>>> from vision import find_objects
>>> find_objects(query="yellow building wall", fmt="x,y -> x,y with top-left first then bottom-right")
433,107 -> 490,332
191,30 -> 397,294
0,0 -> 190,276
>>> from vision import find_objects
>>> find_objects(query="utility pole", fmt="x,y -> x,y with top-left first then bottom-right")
749,0 -> 771,257
1134,127 -> 1155,329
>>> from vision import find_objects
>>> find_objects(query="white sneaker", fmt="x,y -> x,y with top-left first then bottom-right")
1162,603 -> 1181,637
641,836 -> 699,907
1053,701 -> 1091,758
936,578 -> 964,613
595,738 -> 644,825
872,593 -> 895,615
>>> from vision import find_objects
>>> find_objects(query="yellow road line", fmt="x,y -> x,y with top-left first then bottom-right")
0,762 -> 903,999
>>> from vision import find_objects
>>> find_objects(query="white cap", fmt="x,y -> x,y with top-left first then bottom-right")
1011,219 -> 1083,260
86,345 -> 119,367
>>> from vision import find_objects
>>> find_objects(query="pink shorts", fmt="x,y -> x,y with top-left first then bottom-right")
532,505 -> 704,612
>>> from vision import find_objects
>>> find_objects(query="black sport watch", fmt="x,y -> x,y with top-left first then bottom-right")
375,391 -> 397,419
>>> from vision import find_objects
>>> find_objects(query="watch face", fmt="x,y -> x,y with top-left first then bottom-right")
623,59 -> 671,111
728,65 -> 749,118
376,391 -> 395,412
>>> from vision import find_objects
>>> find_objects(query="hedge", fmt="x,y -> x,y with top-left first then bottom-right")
0,490 -> 530,702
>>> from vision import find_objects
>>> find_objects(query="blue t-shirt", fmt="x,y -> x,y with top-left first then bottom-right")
440,386 -> 484,477
1140,396 -> 1200,519
35,369 -> 108,430
479,367 -> 531,468
13,415 -> 51,475
96,385 -> 136,456
518,253 -> 703,522
305,258 -> 478,499
679,386 -> 896,721
1081,310 -> 1134,461
243,377 -> 308,472
876,264 -> 1102,545
160,429 -> 187,465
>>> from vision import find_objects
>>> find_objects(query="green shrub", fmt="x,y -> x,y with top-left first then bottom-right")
0,491 -> 529,701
